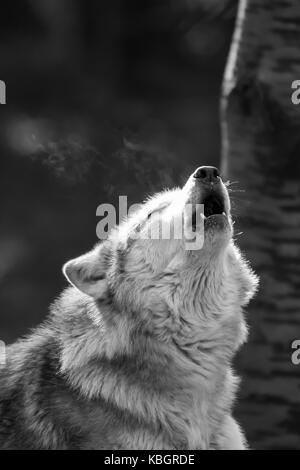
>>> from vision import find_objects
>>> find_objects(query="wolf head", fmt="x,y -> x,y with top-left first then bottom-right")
63,167 -> 258,342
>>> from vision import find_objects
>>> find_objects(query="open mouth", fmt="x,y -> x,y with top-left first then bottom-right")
191,193 -> 227,230
202,193 -> 226,218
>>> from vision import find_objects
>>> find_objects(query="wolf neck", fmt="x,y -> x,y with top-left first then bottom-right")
58,259 -> 245,449
175,250 -> 231,318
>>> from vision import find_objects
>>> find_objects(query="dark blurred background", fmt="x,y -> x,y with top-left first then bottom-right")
0,0 -> 236,342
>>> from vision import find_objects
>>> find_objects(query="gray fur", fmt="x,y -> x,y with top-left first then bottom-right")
0,172 -> 258,449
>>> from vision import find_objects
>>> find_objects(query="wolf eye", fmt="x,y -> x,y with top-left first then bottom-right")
147,209 -> 161,221
135,211 -> 154,233
146,205 -> 168,221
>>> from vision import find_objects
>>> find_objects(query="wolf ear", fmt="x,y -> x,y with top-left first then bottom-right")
63,246 -> 109,299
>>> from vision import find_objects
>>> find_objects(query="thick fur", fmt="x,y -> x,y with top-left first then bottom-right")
0,170 -> 258,449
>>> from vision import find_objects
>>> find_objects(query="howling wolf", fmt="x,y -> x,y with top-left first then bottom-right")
0,166 -> 258,449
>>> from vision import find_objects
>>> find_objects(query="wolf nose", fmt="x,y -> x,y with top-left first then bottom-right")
193,166 -> 220,184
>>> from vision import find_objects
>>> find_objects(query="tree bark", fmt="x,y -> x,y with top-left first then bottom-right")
221,0 -> 300,449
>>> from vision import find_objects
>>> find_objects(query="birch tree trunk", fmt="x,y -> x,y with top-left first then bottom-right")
221,0 -> 300,450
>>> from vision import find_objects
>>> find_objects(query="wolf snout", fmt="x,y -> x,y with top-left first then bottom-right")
187,166 -> 230,220
193,166 -> 220,185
